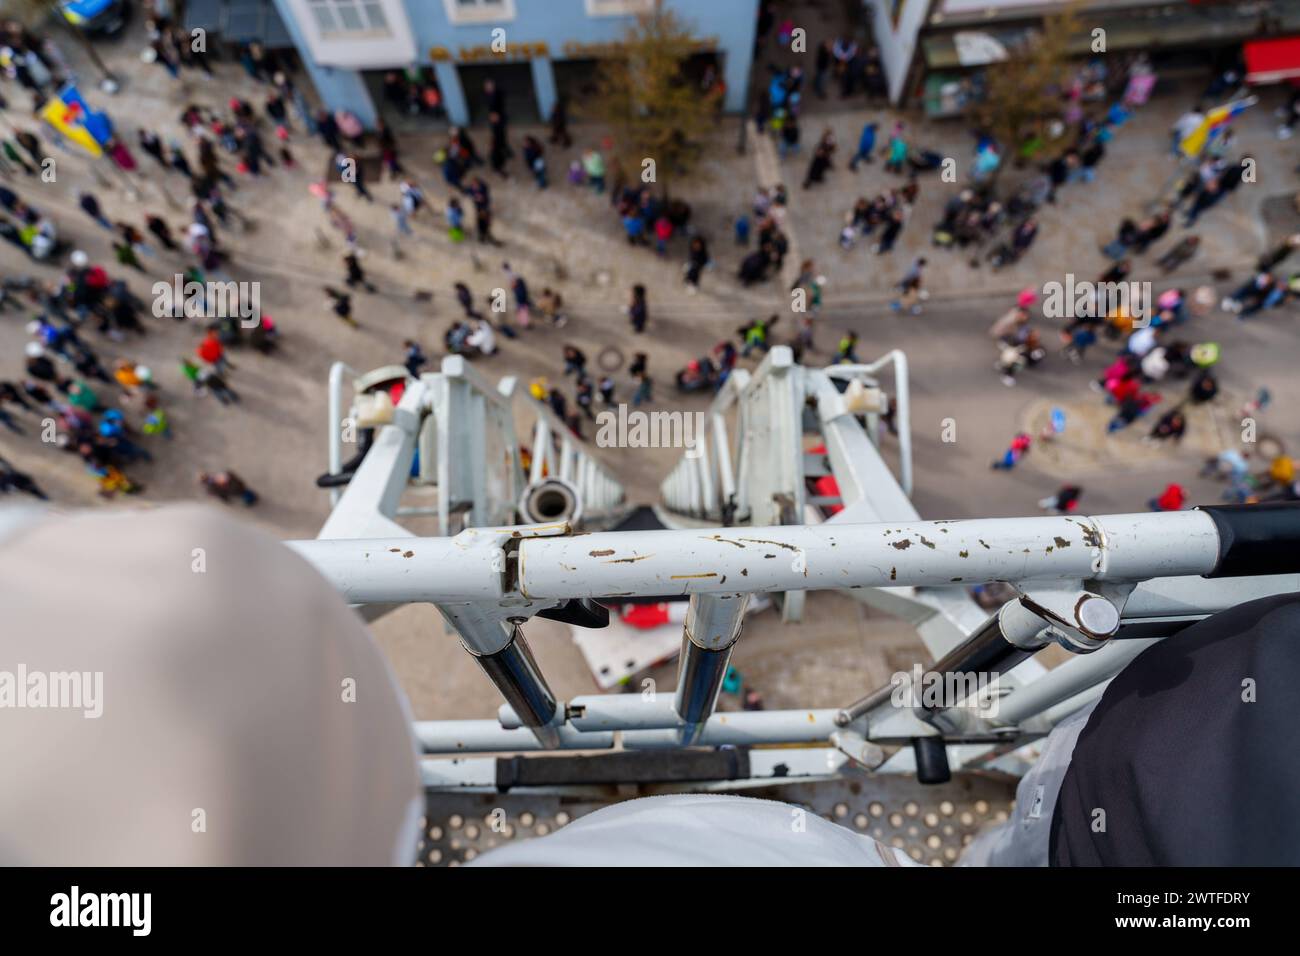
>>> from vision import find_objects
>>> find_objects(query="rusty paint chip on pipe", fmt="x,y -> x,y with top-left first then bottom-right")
739,537 -> 800,553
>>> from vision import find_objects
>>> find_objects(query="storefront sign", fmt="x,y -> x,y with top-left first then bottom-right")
430,41 -> 551,63
563,36 -> 717,58
428,35 -> 716,64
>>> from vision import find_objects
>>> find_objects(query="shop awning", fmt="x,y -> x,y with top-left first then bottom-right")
925,8 -> 1300,73
1245,36 -> 1300,85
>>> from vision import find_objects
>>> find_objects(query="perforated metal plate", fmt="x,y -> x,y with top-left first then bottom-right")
418,772 -> 1017,867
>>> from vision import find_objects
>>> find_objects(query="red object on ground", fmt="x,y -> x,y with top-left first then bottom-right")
622,603 -> 672,629
812,475 -> 843,514
807,444 -> 843,515
1156,483 -> 1186,511
1244,36 -> 1300,84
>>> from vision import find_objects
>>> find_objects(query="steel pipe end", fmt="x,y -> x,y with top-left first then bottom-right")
520,477 -> 583,526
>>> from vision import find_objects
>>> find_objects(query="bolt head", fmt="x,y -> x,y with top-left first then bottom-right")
1076,595 -> 1120,636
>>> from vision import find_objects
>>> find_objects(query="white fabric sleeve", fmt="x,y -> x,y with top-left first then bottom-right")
471,793 -> 921,867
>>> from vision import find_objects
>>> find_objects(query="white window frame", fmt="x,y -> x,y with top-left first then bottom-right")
584,0 -> 653,16
288,0 -> 415,68
306,0 -> 393,39
442,0 -> 517,25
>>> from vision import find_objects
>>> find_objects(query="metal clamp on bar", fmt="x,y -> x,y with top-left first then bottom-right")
834,596 -> 1051,731
1014,583 -> 1125,654
913,599 -> 1053,739
674,593 -> 748,745
834,583 -> 1127,732
829,728 -> 888,770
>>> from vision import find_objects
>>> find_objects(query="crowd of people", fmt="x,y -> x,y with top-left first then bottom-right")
2,5 -> 1296,522
983,206 -> 1299,508
1,218 -> 274,499
0,10 -> 303,503
915,52 -> 1300,512
747,44 -> 1296,514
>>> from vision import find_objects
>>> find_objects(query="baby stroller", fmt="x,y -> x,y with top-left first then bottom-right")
989,218 -> 1038,270
1005,178 -> 1047,219
988,240 -> 1021,270
907,149 -> 945,175
675,357 -> 718,394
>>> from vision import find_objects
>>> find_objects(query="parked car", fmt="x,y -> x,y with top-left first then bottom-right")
60,0 -> 129,36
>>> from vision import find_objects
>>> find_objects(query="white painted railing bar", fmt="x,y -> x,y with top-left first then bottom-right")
621,709 -> 843,749
516,512 -> 1222,599
289,511 -> 1226,605
415,720 -> 615,754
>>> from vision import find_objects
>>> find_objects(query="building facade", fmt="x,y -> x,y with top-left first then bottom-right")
271,0 -> 759,128
866,0 -> 1300,113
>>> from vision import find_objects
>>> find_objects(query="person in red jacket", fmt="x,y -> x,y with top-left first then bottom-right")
653,215 -> 673,257
1106,373 -> 1141,404
1150,482 -> 1186,511
991,432 -> 1032,470
196,330 -> 233,375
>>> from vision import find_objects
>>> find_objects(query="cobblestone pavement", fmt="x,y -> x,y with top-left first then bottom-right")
2,22 -> 1298,716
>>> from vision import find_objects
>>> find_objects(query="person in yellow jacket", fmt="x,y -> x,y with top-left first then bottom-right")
1268,453 -> 1295,487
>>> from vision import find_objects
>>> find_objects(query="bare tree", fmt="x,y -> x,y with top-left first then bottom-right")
972,0 -> 1083,173
579,0 -> 722,197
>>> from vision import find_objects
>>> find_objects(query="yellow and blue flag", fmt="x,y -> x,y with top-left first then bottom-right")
39,84 -> 114,157
1179,96 -> 1257,159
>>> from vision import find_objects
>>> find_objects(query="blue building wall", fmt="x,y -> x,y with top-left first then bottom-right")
272,0 -> 380,128
285,0 -> 758,128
